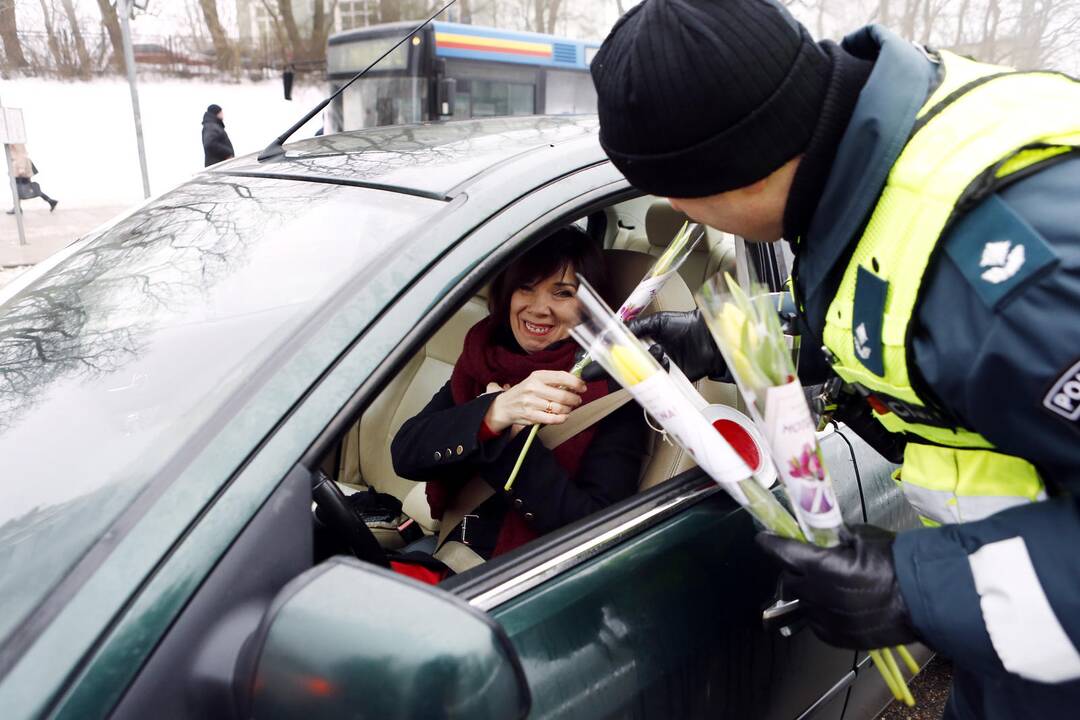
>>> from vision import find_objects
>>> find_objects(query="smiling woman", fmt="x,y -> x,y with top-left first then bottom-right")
389,227 -> 646,571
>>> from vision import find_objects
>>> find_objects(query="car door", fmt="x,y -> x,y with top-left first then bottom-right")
325,164 -> 867,719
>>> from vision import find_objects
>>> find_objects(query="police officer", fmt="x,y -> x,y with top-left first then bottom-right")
589,1 -> 1080,717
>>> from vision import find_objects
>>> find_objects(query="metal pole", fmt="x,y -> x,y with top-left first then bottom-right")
3,143 -> 27,247
0,94 -> 27,247
118,0 -> 151,199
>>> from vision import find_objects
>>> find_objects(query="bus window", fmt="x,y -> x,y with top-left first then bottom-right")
342,77 -> 427,128
544,69 -> 598,115
470,81 -> 535,117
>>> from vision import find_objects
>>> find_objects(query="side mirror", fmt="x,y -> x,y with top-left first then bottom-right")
437,77 -> 457,117
240,557 -> 530,719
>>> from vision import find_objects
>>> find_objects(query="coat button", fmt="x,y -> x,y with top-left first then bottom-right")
523,512 -> 535,521
433,450 -> 442,461
513,498 -> 524,508
456,445 -> 464,455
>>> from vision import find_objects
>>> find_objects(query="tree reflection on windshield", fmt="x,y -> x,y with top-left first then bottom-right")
0,176 -> 332,431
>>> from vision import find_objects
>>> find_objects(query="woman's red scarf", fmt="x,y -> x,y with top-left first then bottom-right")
427,316 -> 609,556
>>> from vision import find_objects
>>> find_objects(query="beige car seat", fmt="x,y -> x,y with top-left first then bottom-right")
337,243 -> 741,542
612,199 -> 736,294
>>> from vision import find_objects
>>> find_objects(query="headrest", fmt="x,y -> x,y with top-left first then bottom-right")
645,200 -> 692,248
601,248 -> 696,313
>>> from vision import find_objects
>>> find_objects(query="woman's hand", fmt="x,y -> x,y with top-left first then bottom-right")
484,370 -> 587,433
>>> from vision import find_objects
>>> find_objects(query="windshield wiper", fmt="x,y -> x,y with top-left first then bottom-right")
257,0 -> 458,162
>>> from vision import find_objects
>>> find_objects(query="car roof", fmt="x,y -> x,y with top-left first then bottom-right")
213,115 -> 604,200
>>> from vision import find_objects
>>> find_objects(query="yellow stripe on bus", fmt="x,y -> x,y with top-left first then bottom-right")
435,32 -> 552,54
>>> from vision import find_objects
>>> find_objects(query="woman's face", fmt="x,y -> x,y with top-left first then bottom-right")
508,263 -> 580,353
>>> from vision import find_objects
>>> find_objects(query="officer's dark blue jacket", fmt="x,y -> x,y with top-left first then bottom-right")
795,25 -> 1080,718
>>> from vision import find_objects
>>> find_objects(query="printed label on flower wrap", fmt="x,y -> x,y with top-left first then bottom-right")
619,270 -> 676,321
631,371 -> 752,502
763,380 -> 843,530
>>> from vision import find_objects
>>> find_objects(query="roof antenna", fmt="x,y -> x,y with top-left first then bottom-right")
257,0 -> 458,162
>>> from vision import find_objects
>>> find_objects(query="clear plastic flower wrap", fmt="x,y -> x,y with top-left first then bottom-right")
569,276 -> 803,541
697,272 -> 843,548
696,272 -> 917,705
505,221 -> 705,491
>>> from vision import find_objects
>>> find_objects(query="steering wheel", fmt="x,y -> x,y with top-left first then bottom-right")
311,470 -> 390,568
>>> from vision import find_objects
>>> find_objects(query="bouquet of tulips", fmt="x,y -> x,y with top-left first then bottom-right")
569,277 -> 804,541
696,272 -> 918,706
504,220 -> 705,491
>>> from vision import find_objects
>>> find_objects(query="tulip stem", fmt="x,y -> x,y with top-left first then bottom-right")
896,644 -> 920,675
504,424 -> 539,492
868,649 -> 904,702
882,648 -> 916,706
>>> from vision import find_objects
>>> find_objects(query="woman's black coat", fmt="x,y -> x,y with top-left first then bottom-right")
391,380 -> 646,558
202,112 -> 235,167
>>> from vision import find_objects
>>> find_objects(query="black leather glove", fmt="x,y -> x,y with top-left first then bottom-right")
756,525 -> 918,649
578,342 -> 668,381
580,309 -> 727,383
627,310 -> 729,381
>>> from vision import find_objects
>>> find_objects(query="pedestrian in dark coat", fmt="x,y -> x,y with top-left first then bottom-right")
201,104 -> 234,167
282,64 -> 295,101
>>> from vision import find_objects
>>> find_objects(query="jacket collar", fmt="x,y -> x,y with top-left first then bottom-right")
794,25 -> 939,335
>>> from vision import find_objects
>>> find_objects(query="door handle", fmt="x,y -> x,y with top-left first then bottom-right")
762,597 -> 800,622
762,597 -> 806,637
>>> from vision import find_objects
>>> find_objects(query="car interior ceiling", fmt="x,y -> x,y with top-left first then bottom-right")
311,196 -> 743,581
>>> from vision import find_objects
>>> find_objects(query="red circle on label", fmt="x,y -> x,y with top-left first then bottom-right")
712,419 -> 761,470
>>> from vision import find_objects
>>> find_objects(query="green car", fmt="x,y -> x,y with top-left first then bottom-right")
0,116 -> 924,720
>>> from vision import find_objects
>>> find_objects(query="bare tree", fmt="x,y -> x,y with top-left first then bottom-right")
37,0 -> 69,72
96,0 -> 126,72
531,0 -> 564,33
309,0 -> 341,58
277,0 -> 304,57
198,0 -> 235,69
60,0 -> 92,74
0,0 -> 27,69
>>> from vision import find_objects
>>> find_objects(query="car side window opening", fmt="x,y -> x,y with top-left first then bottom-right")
311,196 -> 743,584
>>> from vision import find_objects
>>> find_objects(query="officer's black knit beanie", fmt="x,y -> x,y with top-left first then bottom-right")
592,0 -> 831,198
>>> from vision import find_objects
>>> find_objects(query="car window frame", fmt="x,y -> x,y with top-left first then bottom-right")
296,167 -> 758,611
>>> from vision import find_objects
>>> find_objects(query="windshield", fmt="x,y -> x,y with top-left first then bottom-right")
0,175 -> 441,648
338,76 -> 427,130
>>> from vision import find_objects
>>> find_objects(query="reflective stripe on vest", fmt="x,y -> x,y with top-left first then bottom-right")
822,51 -> 1076,525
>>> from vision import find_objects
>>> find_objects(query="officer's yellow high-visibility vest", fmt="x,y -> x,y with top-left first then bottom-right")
820,51 -> 1080,526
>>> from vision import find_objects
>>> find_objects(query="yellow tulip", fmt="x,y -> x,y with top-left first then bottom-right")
610,344 -> 655,386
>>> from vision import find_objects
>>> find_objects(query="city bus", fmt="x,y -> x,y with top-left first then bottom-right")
325,21 -> 600,131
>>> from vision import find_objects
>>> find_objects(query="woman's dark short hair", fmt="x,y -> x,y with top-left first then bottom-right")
488,226 -> 607,340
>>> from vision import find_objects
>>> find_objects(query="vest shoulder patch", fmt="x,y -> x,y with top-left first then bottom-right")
944,194 -> 1059,310
853,266 -> 888,376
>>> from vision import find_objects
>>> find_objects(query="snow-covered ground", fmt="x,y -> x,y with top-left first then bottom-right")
2,77 -> 325,209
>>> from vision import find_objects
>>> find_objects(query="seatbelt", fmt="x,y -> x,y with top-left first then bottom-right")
433,389 -> 632,573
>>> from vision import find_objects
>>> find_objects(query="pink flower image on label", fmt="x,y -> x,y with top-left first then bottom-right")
789,443 -> 826,482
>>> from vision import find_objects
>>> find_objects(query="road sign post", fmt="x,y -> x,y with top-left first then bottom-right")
0,102 -> 28,247
119,0 -> 151,199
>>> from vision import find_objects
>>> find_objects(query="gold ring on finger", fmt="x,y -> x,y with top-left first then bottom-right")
546,402 -> 554,414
